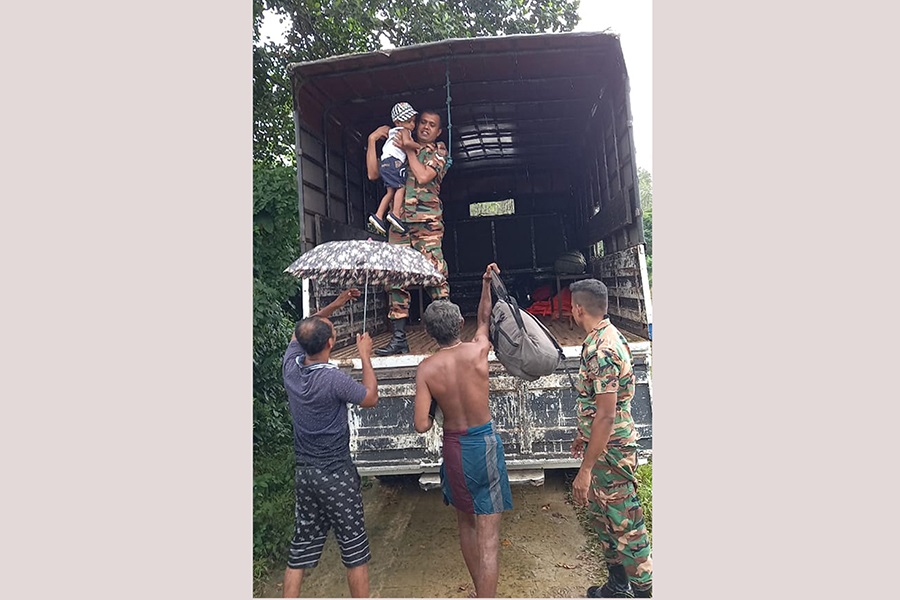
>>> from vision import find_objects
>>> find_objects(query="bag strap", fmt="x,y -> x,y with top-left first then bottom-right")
490,270 -> 525,331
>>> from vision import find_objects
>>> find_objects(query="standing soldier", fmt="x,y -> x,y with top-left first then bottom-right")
366,109 -> 450,355
568,279 -> 653,598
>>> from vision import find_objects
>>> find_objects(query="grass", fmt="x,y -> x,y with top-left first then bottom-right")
253,445 -> 295,597
635,461 -> 652,539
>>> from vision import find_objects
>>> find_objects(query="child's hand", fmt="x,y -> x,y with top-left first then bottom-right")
398,129 -> 420,150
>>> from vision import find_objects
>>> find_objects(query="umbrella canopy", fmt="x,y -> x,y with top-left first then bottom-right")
284,240 -> 446,287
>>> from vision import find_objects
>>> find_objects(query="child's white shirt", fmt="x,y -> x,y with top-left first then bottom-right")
380,126 -> 409,162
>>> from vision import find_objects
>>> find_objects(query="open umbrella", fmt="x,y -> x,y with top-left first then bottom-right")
284,240 -> 446,331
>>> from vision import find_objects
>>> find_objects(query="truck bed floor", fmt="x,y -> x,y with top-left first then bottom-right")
331,315 -> 647,359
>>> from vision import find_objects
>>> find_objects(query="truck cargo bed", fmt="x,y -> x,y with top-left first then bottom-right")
287,33 -> 654,477
331,315 -> 648,360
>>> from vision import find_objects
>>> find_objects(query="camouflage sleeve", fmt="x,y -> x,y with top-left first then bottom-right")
421,146 -> 448,182
586,348 -> 621,396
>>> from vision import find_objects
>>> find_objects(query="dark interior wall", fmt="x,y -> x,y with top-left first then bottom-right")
290,34 -> 648,332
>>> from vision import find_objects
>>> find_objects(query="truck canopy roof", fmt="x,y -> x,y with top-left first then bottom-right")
289,31 -> 629,173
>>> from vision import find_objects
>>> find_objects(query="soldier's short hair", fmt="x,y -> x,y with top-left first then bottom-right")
423,299 -> 462,345
295,317 -> 334,355
569,279 -> 608,316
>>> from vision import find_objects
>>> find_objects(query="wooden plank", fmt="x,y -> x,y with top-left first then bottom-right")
302,157 -> 326,189
299,129 -> 325,163
328,173 -> 345,199
329,313 -> 647,360
596,245 -> 641,273
608,305 -> 646,325
606,285 -> 644,300
316,216 -> 368,244
584,187 -> 631,244
303,184 -> 327,215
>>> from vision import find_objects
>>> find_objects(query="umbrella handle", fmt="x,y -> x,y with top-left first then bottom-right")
363,272 -> 368,334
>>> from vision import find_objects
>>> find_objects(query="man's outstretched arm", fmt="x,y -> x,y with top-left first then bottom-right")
313,289 -> 360,319
366,126 -> 391,180
474,263 -> 499,342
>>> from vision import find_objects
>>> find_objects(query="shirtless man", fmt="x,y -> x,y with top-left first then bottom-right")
413,262 -> 513,598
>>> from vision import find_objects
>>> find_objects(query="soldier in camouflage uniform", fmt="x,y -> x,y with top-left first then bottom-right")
366,110 -> 450,355
568,279 -> 652,598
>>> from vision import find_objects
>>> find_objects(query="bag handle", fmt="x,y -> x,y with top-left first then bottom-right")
489,269 -> 509,301
490,270 -> 525,331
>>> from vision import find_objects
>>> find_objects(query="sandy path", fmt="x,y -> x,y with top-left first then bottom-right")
257,470 -> 604,598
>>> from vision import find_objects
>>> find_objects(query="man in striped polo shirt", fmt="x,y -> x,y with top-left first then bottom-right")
281,289 -> 380,598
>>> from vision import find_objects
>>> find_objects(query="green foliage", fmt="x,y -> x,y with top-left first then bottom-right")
251,0 -> 584,580
638,167 -> 652,255
253,162 -> 301,285
253,163 -> 303,429
252,162 -> 307,585
635,461 -> 652,536
253,0 -> 582,163
253,445 -> 296,595
273,0 -> 580,57
638,167 -> 652,289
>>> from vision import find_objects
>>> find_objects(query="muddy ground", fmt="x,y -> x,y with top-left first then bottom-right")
257,469 -> 606,598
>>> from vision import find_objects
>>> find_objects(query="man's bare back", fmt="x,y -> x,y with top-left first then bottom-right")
411,263 -> 511,598
416,339 -> 491,431
413,263 -> 499,435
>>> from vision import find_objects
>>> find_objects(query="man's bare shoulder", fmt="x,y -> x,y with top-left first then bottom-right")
465,338 -> 491,358
418,352 -> 446,372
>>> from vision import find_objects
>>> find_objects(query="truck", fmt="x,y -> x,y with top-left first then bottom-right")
287,31 -> 652,487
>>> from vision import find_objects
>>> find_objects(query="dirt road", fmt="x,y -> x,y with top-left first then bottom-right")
257,469 -> 605,598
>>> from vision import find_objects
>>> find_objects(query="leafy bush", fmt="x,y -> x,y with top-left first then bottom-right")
253,162 -> 303,587
253,161 -> 302,452
253,446 -> 295,595
636,461 -> 652,536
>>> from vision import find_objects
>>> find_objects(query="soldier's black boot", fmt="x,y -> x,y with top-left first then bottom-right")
631,584 -> 651,598
587,563 -> 633,598
374,318 -> 409,356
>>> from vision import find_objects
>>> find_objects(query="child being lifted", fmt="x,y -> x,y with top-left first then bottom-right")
367,102 -> 422,237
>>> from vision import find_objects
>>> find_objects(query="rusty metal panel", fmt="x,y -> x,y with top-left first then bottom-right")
345,345 -> 652,475
299,130 -> 325,163
594,245 -> 652,339
301,158 -> 325,191
302,184 -> 326,215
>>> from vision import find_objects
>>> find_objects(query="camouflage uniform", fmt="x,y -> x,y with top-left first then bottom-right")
575,318 -> 653,593
386,142 -> 449,320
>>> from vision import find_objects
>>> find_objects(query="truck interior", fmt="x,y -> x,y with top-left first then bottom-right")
289,31 -> 651,357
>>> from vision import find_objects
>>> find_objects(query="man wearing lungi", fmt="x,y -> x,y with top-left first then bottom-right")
412,262 -> 513,598
569,279 -> 653,598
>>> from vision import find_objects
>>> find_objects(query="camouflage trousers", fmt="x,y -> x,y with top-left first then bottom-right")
386,219 -> 449,320
588,446 -> 653,591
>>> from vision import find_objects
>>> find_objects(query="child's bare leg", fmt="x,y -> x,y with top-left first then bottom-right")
375,188 -> 394,219
390,186 -> 405,219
